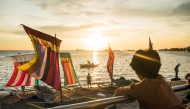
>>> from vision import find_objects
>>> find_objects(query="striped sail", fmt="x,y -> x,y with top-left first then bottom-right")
107,45 -> 114,79
149,37 -> 153,50
60,53 -> 78,86
6,54 -> 39,86
17,25 -> 62,91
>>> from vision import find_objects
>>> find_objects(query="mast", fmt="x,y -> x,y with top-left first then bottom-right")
111,51 -> 114,87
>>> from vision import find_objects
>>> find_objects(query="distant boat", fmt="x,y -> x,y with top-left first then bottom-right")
76,48 -> 85,51
80,64 -> 98,68
17,53 -> 21,54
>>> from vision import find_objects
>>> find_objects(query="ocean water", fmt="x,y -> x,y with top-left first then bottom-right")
0,50 -> 190,92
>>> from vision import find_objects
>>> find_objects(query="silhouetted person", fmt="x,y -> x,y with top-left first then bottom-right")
87,60 -> 90,65
21,86 -> 25,94
174,63 -> 180,78
120,76 -> 125,80
114,50 -> 184,109
185,73 -> 190,84
87,73 -> 92,88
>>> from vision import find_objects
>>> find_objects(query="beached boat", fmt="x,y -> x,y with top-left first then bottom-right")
80,64 -> 98,68
33,86 -> 58,101
113,77 -> 139,86
14,25 -> 81,102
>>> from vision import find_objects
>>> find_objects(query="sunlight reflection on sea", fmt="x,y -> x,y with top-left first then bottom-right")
0,50 -> 189,92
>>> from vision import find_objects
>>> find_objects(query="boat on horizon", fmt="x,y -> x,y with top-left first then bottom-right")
76,48 -> 85,51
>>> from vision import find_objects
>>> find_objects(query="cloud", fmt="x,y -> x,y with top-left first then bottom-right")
13,30 -> 27,36
25,0 -> 190,19
0,13 -> 12,16
25,0 -> 114,17
108,20 -> 122,25
25,0 -> 174,19
39,24 -> 95,32
24,14 -> 50,21
165,2 -> 190,27
11,24 -> 99,38
21,0 -> 190,38
172,2 -> 190,16
52,10 -> 104,16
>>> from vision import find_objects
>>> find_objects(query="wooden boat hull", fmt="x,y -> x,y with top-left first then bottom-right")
113,79 -> 139,86
33,86 -> 58,101
171,78 -> 181,81
80,64 -> 98,68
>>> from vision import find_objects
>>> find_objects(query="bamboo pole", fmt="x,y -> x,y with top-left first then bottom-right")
47,84 -> 190,109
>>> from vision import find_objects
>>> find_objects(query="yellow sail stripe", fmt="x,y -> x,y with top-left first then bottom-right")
60,58 -> 71,62
41,39 -> 48,46
31,34 -> 59,52
17,40 -> 39,71
17,34 -> 39,71
17,32 -> 59,71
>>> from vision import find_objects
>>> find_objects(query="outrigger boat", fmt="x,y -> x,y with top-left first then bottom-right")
112,77 -> 138,86
6,54 -> 39,93
80,64 -> 98,68
7,25 -> 81,102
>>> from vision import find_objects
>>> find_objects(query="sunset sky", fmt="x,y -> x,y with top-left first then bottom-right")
0,0 -> 190,50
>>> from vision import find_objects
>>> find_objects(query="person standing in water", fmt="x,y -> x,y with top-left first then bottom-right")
174,63 -> 180,78
87,73 -> 92,88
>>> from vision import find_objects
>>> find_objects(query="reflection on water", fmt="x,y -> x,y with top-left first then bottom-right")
91,51 -> 101,82
92,51 -> 98,64
0,50 -> 190,88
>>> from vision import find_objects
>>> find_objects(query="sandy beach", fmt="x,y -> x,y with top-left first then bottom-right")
0,81 -> 190,109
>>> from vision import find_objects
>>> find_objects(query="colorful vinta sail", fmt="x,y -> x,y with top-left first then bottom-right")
149,36 -> 153,50
17,25 -> 62,91
107,44 -> 114,79
60,53 -> 78,86
6,54 -> 39,86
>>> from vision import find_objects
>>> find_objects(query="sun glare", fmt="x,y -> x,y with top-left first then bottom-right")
85,33 -> 107,50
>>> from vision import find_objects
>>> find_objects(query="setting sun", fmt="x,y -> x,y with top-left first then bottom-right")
84,33 -> 107,50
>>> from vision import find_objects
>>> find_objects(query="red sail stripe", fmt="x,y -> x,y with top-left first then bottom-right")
53,55 -> 60,90
15,71 -> 26,86
45,50 -> 55,84
107,46 -> 114,78
6,55 -> 38,86
6,63 -> 19,86
63,63 -> 72,84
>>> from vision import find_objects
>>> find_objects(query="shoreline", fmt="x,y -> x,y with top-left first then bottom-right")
0,80 -> 190,109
